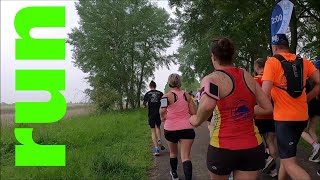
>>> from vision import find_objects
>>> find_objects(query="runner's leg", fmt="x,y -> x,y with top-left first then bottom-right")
151,128 -> 158,148
280,157 -> 310,180
276,121 -> 310,180
155,126 -> 161,141
266,132 -> 277,160
301,117 -> 320,161
301,131 -> 315,145
233,170 -> 259,180
278,161 -> 288,180
167,141 -> 179,178
208,172 -> 229,180
180,139 -> 194,180
308,116 -> 319,143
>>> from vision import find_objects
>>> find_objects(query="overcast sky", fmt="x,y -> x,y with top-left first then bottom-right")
0,0 -> 180,104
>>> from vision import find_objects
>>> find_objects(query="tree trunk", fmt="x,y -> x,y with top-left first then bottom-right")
136,62 -> 145,108
118,91 -> 123,111
290,1 -> 298,54
125,97 -> 129,110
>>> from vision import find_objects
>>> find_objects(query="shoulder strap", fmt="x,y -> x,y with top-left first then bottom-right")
171,92 -> 177,103
273,54 -> 286,62
183,92 -> 188,102
272,54 -> 289,91
215,70 -> 235,98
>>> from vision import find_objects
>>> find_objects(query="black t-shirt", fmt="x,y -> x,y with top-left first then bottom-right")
143,90 -> 163,118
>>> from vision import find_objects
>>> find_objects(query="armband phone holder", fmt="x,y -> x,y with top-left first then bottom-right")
200,82 -> 220,100
160,97 -> 168,108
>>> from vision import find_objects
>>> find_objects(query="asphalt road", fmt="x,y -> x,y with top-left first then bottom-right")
150,124 -> 319,180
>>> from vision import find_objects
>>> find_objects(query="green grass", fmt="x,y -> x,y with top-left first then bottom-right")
0,109 -> 153,180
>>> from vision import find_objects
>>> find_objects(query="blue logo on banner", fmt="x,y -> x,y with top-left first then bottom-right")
271,4 -> 283,36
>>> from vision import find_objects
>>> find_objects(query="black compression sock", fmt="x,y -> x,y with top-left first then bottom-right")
170,158 -> 178,173
183,160 -> 192,180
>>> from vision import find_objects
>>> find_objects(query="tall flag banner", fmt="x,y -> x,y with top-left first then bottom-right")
271,0 -> 294,41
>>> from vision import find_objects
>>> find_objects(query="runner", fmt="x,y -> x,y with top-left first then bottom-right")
262,34 -> 320,180
160,73 -> 196,180
253,58 -> 278,177
189,37 -> 273,180
195,89 -> 201,106
301,59 -> 320,163
143,80 -> 165,156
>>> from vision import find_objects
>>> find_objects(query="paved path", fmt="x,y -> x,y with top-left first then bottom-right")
150,124 -> 319,180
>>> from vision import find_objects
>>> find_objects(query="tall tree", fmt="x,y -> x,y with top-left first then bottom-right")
68,0 -> 175,111
169,0 -> 320,79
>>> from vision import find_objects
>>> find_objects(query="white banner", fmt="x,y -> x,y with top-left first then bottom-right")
271,0 -> 294,37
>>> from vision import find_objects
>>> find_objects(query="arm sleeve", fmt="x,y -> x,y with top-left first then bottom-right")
262,58 -> 276,82
304,59 -> 317,77
143,93 -> 148,103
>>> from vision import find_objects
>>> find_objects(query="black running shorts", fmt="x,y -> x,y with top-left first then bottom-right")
164,129 -> 195,143
207,144 -> 265,175
149,115 -> 161,128
275,120 -> 308,159
254,119 -> 275,134
308,99 -> 320,118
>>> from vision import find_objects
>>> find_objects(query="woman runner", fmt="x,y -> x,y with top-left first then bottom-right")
160,73 -> 197,180
189,37 -> 273,180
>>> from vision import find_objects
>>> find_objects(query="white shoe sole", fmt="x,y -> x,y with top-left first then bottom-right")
170,171 -> 179,180
310,146 -> 320,161
308,158 -> 320,163
263,158 -> 275,173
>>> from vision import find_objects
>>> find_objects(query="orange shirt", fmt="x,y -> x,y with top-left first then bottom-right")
262,53 -> 317,121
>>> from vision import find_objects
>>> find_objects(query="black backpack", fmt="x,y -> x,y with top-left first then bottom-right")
273,54 -> 304,98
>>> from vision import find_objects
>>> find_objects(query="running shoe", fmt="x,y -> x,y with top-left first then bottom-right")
262,156 -> 275,173
158,140 -> 166,150
268,169 -> 278,178
228,172 -> 233,180
317,169 -> 320,176
170,170 -> 179,180
154,147 -> 160,156
309,143 -> 320,162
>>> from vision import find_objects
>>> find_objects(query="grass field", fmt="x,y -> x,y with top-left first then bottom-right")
0,109 -> 152,180
0,104 -> 95,127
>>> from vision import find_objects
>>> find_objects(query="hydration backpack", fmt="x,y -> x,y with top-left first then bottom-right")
273,54 -> 304,98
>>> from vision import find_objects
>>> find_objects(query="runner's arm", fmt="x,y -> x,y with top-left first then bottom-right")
143,93 -> 148,107
189,77 -> 216,127
307,70 -> 320,102
159,94 -> 168,121
186,93 -> 196,115
255,82 -> 273,116
262,80 -> 273,99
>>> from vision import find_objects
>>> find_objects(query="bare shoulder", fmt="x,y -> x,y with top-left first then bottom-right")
162,92 -> 170,98
242,69 -> 256,92
201,72 -> 221,84
242,69 -> 254,80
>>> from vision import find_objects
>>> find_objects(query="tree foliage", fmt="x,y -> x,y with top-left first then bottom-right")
68,0 -> 175,111
169,0 -> 320,79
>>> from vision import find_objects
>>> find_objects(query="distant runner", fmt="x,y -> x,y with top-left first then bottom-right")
143,81 -> 165,156
301,59 -> 320,162
189,37 -> 273,180
253,58 -> 278,178
262,34 -> 320,180
160,74 -> 196,180
195,89 -> 201,106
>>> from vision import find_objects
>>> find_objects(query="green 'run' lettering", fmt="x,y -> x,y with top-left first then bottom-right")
14,6 -> 67,167
15,6 -> 65,60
